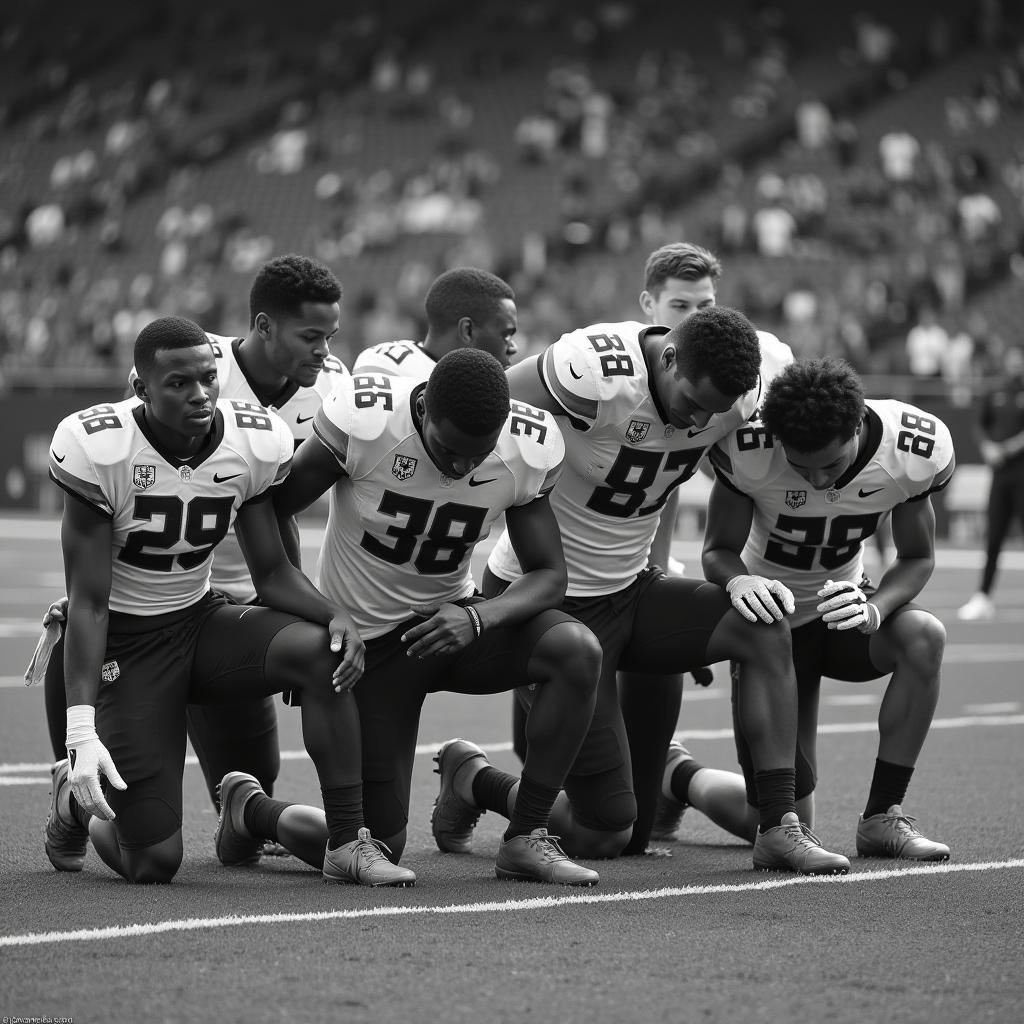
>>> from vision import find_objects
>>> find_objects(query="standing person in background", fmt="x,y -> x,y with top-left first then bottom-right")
38,254 -> 349,865
958,344 -> 1024,620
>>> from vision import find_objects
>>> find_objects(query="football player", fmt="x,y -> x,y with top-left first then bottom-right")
216,348 -> 604,886
39,254 -> 349,849
437,306 -> 850,875
354,266 -> 518,375
702,357 -> 952,861
43,316 -> 414,886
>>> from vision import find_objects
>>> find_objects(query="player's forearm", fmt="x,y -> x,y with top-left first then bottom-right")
871,557 -> 934,619
63,604 -> 109,708
473,567 -> 567,631
252,564 -> 337,627
701,546 -> 749,589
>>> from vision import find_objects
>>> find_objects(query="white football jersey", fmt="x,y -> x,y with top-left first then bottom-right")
487,321 -> 792,596
711,399 -> 956,626
312,373 -> 564,639
49,397 -> 293,615
353,339 -> 435,379
130,333 -> 349,601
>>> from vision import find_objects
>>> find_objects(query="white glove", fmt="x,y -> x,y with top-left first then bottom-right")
726,574 -> 795,624
66,705 -> 127,820
816,579 -> 882,633
24,619 -> 62,687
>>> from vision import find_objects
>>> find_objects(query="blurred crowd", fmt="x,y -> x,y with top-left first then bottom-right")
0,0 -> 1022,402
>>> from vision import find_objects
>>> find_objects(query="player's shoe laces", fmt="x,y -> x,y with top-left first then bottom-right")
957,592 -> 995,621
753,812 -> 851,875
495,828 -> 599,886
44,758 -> 89,872
650,741 -> 693,841
856,805 -> 950,861
323,828 -> 416,887
431,738 -> 488,853
214,772 -> 265,867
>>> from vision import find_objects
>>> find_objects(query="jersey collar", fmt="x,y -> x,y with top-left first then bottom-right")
232,337 -> 300,408
639,325 -> 673,424
833,406 -> 883,489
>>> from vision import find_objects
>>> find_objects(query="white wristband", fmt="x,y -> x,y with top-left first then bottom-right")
66,704 -> 98,748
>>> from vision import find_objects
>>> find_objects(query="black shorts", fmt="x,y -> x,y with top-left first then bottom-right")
96,592 -> 302,847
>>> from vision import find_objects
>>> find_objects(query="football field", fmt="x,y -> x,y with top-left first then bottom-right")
1,515 -> 1022,1023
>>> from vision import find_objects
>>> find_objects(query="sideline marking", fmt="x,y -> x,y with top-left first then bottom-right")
2,859 -> 1021,948
3,713 -> 1023,778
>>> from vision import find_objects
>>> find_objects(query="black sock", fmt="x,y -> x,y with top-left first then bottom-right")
864,759 -> 914,819
242,791 -> 289,843
754,768 -> 796,832
670,758 -> 704,806
505,774 -> 560,840
320,784 -> 364,850
472,765 -> 516,814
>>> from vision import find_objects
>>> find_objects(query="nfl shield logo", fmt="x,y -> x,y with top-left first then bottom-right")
392,455 -> 417,481
133,465 -> 156,490
785,490 -> 807,509
626,420 -> 650,444
101,660 -> 120,683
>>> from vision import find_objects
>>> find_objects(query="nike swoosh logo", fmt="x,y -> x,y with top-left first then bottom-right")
687,426 -> 712,438
214,472 -> 242,483
859,487 -> 884,498
296,414 -> 314,424
568,365 -> 583,380
468,477 -> 497,487
52,452 -> 66,463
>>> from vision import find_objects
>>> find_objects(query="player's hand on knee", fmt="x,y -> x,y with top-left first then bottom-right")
65,705 -> 126,821
328,611 -> 365,693
42,595 -> 68,628
816,579 -> 881,633
726,574 -> 795,624
402,602 -> 475,659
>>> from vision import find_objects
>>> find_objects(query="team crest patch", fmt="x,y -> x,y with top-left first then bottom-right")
785,490 -> 807,509
178,466 -> 193,482
101,660 -> 120,683
626,420 -> 650,444
392,455 -> 417,481
133,464 -> 156,490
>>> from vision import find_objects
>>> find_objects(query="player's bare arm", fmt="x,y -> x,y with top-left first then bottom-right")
272,433 -> 344,520
868,497 -> 938,620
236,494 -> 364,690
505,354 -> 561,416
702,476 -> 794,624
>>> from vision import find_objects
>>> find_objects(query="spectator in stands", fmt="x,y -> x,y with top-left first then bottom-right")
905,305 -> 949,403
958,344 -> 1024,620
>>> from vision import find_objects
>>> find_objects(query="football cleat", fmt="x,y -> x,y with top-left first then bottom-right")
856,805 -> 950,861
496,828 -> 599,886
323,828 -> 416,887
44,758 -> 89,872
753,812 -> 850,875
214,772 -> 265,867
649,741 -> 693,841
431,738 -> 488,853
957,592 -> 994,621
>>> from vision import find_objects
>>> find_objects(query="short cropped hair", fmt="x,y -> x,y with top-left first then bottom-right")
424,348 -> 510,436
249,253 -> 342,326
134,316 -> 210,379
670,306 -> 760,397
424,267 -> 515,334
644,243 -> 722,293
761,358 -> 866,452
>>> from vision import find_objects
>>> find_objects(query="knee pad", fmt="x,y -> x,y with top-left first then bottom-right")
564,767 -> 637,834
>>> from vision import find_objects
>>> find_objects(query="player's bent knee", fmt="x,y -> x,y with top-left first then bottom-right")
267,622 -> 339,697
894,611 -> 946,673
122,836 -> 183,884
531,621 -> 602,696
567,825 -> 632,860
